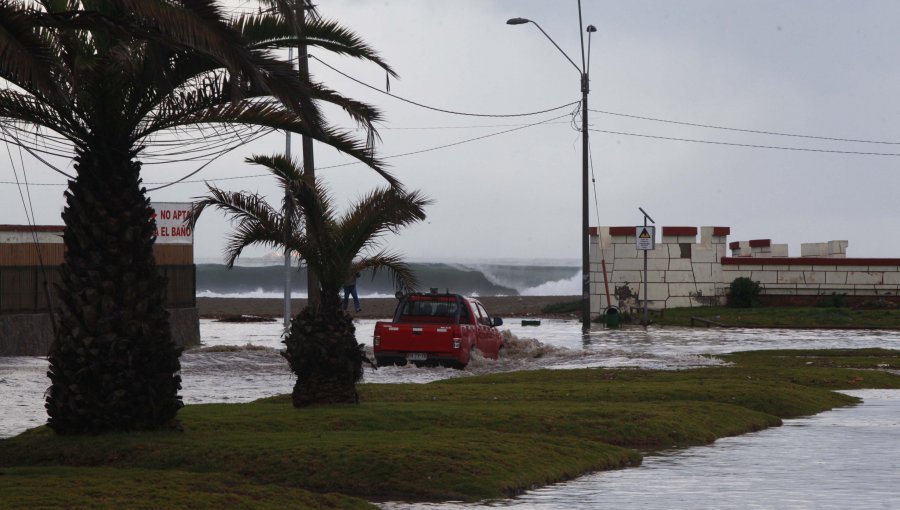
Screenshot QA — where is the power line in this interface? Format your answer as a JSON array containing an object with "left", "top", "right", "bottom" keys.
[
  {"left": 590, "top": 128, "right": 900, "bottom": 156},
  {"left": 145, "top": 124, "right": 272, "bottom": 191},
  {"left": 3, "top": 112, "right": 569, "bottom": 188},
  {"left": 310, "top": 54, "right": 581, "bottom": 118},
  {"left": 364, "top": 121, "right": 572, "bottom": 131},
  {"left": 591, "top": 109, "right": 900, "bottom": 146},
  {"left": 0, "top": 123, "right": 74, "bottom": 179},
  {"left": 146, "top": 112, "right": 571, "bottom": 185}
]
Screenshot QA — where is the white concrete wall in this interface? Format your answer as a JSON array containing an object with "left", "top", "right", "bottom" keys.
[
  {"left": 590, "top": 227, "right": 727, "bottom": 315},
  {"left": 720, "top": 261, "right": 900, "bottom": 297},
  {"left": 590, "top": 227, "right": 899, "bottom": 316}
]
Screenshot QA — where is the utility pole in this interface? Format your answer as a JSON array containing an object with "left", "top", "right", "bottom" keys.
[
  {"left": 283, "top": 44, "right": 294, "bottom": 333},
  {"left": 283, "top": 0, "right": 319, "bottom": 333},
  {"left": 580, "top": 66, "right": 590, "bottom": 332},
  {"left": 297, "top": 1, "right": 319, "bottom": 308}
]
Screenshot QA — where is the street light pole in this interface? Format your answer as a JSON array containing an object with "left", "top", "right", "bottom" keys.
[{"left": 507, "top": 15, "right": 596, "bottom": 331}]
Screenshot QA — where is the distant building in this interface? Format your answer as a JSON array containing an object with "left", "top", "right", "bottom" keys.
[
  {"left": 0, "top": 203, "right": 199, "bottom": 355},
  {"left": 589, "top": 226, "right": 900, "bottom": 315}
]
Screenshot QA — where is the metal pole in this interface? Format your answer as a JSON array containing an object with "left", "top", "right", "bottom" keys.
[
  {"left": 638, "top": 207, "right": 654, "bottom": 328},
  {"left": 297, "top": 2, "right": 319, "bottom": 308},
  {"left": 581, "top": 73, "right": 590, "bottom": 331},
  {"left": 283, "top": 46, "right": 293, "bottom": 334},
  {"left": 643, "top": 214, "right": 648, "bottom": 328}
]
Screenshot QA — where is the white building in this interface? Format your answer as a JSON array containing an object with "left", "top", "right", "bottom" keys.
[{"left": 589, "top": 226, "right": 900, "bottom": 315}]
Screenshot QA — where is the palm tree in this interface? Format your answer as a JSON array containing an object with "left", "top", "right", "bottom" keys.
[
  {"left": 189, "top": 154, "right": 430, "bottom": 406},
  {"left": 0, "top": 1, "right": 395, "bottom": 433}
]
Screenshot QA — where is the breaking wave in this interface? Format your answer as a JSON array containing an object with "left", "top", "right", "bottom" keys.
[{"left": 196, "top": 261, "right": 581, "bottom": 298}]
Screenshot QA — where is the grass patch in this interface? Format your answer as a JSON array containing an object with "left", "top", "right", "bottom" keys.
[
  {"left": 657, "top": 306, "right": 900, "bottom": 329},
  {"left": 1, "top": 349, "right": 898, "bottom": 507}
]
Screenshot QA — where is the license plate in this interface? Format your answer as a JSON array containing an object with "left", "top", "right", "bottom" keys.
[{"left": 406, "top": 353, "right": 427, "bottom": 361}]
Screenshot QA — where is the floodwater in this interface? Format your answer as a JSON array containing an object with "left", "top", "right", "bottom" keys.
[
  {"left": 380, "top": 389, "right": 900, "bottom": 510},
  {"left": 1, "top": 319, "right": 899, "bottom": 508}
]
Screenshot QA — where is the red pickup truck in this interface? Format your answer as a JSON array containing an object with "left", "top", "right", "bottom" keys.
[{"left": 373, "top": 292, "right": 505, "bottom": 368}]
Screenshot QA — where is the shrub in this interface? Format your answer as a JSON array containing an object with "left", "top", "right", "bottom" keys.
[
  {"left": 856, "top": 298, "right": 898, "bottom": 310},
  {"left": 816, "top": 292, "right": 848, "bottom": 308},
  {"left": 728, "top": 277, "right": 761, "bottom": 308}
]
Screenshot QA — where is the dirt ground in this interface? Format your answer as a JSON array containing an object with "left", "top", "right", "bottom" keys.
[{"left": 197, "top": 295, "right": 580, "bottom": 320}]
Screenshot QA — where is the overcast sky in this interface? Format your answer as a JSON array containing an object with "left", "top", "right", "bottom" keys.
[{"left": 3, "top": 0, "right": 900, "bottom": 263}]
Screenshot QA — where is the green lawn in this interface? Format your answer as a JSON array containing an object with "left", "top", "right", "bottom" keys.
[
  {"left": 1, "top": 349, "right": 899, "bottom": 508},
  {"left": 655, "top": 306, "right": 900, "bottom": 329}
]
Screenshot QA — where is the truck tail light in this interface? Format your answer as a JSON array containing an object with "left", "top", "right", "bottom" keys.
[
  {"left": 373, "top": 335, "right": 380, "bottom": 347},
  {"left": 452, "top": 337, "right": 461, "bottom": 349}
]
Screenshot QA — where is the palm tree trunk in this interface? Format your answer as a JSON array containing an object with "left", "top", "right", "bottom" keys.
[
  {"left": 46, "top": 146, "right": 183, "bottom": 434},
  {"left": 284, "top": 304, "right": 363, "bottom": 407}
]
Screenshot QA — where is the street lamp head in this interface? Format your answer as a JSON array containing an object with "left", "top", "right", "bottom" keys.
[
  {"left": 586, "top": 25, "right": 597, "bottom": 33},
  {"left": 506, "top": 17, "right": 531, "bottom": 25}
]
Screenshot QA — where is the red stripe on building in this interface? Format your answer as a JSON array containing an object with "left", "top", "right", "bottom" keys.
[
  {"left": 662, "top": 226, "right": 697, "bottom": 236},
  {"left": 712, "top": 227, "right": 730, "bottom": 236},
  {"left": 721, "top": 257, "right": 900, "bottom": 266},
  {"left": 609, "top": 226, "right": 635, "bottom": 236},
  {"left": 748, "top": 239, "right": 771, "bottom": 248}
]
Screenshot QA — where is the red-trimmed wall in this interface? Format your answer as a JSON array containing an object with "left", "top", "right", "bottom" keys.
[{"left": 722, "top": 257, "right": 900, "bottom": 266}]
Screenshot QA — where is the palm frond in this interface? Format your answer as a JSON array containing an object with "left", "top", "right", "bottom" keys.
[
  {"left": 188, "top": 183, "right": 285, "bottom": 267},
  {"left": 256, "top": 0, "right": 317, "bottom": 29},
  {"left": 116, "top": 0, "right": 324, "bottom": 129},
  {"left": 356, "top": 251, "right": 420, "bottom": 294},
  {"left": 235, "top": 15, "right": 397, "bottom": 79},
  {"left": 0, "top": 89, "right": 81, "bottom": 142},
  {"left": 244, "top": 152, "right": 337, "bottom": 251},
  {"left": 166, "top": 100, "right": 397, "bottom": 186},
  {"left": 300, "top": 18, "right": 397, "bottom": 78},
  {"left": 337, "top": 187, "right": 431, "bottom": 257},
  {"left": 221, "top": 217, "right": 287, "bottom": 268},
  {"left": 0, "top": 1, "right": 63, "bottom": 99}
]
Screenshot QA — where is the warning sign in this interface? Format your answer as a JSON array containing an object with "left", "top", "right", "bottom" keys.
[
  {"left": 635, "top": 226, "right": 655, "bottom": 251},
  {"left": 151, "top": 202, "right": 193, "bottom": 245}
]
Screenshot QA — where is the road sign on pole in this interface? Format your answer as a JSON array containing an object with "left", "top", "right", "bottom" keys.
[{"left": 635, "top": 226, "right": 655, "bottom": 251}]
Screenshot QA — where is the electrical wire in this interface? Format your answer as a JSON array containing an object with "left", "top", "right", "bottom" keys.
[
  {"left": 10, "top": 114, "right": 900, "bottom": 189},
  {"left": 0, "top": 123, "right": 74, "bottom": 179},
  {"left": 142, "top": 112, "right": 571, "bottom": 186},
  {"left": 310, "top": 54, "right": 581, "bottom": 118},
  {"left": 590, "top": 109, "right": 900, "bottom": 145},
  {"left": 145, "top": 124, "right": 272, "bottom": 191},
  {"left": 589, "top": 128, "right": 900, "bottom": 156}
]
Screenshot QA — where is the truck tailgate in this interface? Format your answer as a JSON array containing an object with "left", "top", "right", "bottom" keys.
[{"left": 375, "top": 323, "right": 459, "bottom": 353}]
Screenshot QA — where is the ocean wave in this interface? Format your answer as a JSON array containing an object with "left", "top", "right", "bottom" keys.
[
  {"left": 197, "top": 288, "right": 397, "bottom": 299},
  {"left": 520, "top": 272, "right": 582, "bottom": 296},
  {"left": 196, "top": 262, "right": 580, "bottom": 298}
]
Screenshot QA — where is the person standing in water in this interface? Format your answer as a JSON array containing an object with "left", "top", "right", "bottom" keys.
[{"left": 342, "top": 271, "right": 362, "bottom": 312}]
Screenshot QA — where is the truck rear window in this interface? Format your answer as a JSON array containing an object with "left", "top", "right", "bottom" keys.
[{"left": 397, "top": 299, "right": 467, "bottom": 323}]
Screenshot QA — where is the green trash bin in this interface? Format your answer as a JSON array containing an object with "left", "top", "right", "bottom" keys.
[{"left": 604, "top": 306, "right": 620, "bottom": 328}]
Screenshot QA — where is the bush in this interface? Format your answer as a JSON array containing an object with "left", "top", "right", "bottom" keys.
[
  {"left": 816, "top": 292, "right": 848, "bottom": 308},
  {"left": 728, "top": 277, "right": 761, "bottom": 308},
  {"left": 856, "top": 298, "right": 898, "bottom": 310}
]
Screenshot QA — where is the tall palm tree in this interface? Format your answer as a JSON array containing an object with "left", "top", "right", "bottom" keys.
[
  {"left": 189, "top": 154, "right": 430, "bottom": 406},
  {"left": 0, "top": 0, "right": 395, "bottom": 433}
]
